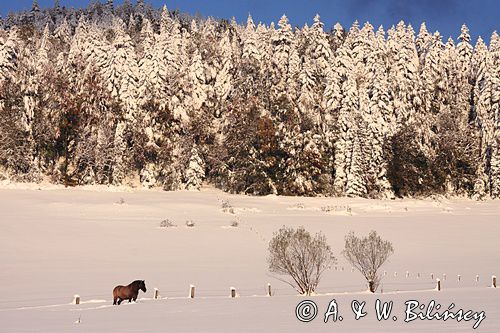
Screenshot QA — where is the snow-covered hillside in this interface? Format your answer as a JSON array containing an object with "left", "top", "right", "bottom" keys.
[
  {"left": 0, "top": 186, "right": 498, "bottom": 332},
  {"left": 1, "top": 1, "right": 499, "bottom": 199}
]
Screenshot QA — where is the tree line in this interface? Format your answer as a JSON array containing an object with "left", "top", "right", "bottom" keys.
[{"left": 0, "top": 1, "right": 498, "bottom": 199}]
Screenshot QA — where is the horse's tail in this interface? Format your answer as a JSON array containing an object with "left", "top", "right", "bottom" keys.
[
  {"left": 112, "top": 286, "right": 121, "bottom": 297},
  {"left": 112, "top": 286, "right": 121, "bottom": 305}
]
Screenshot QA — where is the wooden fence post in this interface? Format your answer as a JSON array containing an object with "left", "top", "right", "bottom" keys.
[
  {"left": 267, "top": 283, "right": 272, "bottom": 297},
  {"left": 153, "top": 288, "right": 160, "bottom": 300},
  {"left": 73, "top": 295, "right": 80, "bottom": 305},
  {"left": 431, "top": 273, "right": 434, "bottom": 280},
  {"left": 476, "top": 275, "right": 479, "bottom": 282},
  {"left": 436, "top": 279, "right": 441, "bottom": 291},
  {"left": 189, "top": 285, "right": 195, "bottom": 298},
  {"left": 458, "top": 274, "right": 461, "bottom": 282},
  {"left": 492, "top": 276, "right": 497, "bottom": 288},
  {"left": 230, "top": 287, "right": 236, "bottom": 298}
]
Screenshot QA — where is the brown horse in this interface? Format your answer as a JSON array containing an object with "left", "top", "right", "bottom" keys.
[{"left": 113, "top": 280, "right": 147, "bottom": 305}]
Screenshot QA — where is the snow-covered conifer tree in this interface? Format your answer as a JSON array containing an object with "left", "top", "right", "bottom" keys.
[
  {"left": 271, "top": 15, "right": 299, "bottom": 105},
  {"left": 298, "top": 15, "right": 332, "bottom": 126},
  {"left": 242, "top": 15, "right": 261, "bottom": 64},
  {"left": 213, "top": 28, "right": 233, "bottom": 117},
  {"left": 31, "top": 0, "right": 40, "bottom": 13},
  {"left": 184, "top": 147, "right": 205, "bottom": 190},
  {"left": 187, "top": 46, "right": 208, "bottom": 111},
  {"left": 457, "top": 24, "right": 473, "bottom": 79},
  {"left": 102, "top": 18, "right": 138, "bottom": 116},
  {"left": 387, "top": 21, "right": 420, "bottom": 126},
  {"left": 472, "top": 37, "right": 495, "bottom": 198},
  {"left": 0, "top": 28, "right": 20, "bottom": 82},
  {"left": 415, "top": 23, "right": 432, "bottom": 62}
]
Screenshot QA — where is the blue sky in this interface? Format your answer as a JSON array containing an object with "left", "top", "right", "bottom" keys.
[{"left": 2, "top": 1, "right": 498, "bottom": 43}]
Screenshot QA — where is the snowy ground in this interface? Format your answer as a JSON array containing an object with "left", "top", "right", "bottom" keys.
[{"left": 0, "top": 184, "right": 499, "bottom": 332}]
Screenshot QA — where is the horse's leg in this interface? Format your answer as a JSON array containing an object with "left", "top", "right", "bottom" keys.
[
  {"left": 113, "top": 297, "right": 117, "bottom": 305},
  {"left": 117, "top": 298, "right": 123, "bottom": 305}
]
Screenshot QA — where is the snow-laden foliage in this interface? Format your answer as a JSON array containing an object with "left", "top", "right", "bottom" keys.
[{"left": 0, "top": 1, "right": 498, "bottom": 198}]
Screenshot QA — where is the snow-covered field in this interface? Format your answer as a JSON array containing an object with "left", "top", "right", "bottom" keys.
[{"left": 0, "top": 185, "right": 499, "bottom": 332}]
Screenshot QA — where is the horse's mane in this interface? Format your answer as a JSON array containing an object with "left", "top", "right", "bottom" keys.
[{"left": 130, "top": 280, "right": 145, "bottom": 288}]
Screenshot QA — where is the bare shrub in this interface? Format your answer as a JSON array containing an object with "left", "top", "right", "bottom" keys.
[
  {"left": 320, "top": 205, "right": 333, "bottom": 212},
  {"left": 342, "top": 230, "right": 394, "bottom": 293},
  {"left": 160, "top": 219, "right": 176, "bottom": 228},
  {"left": 230, "top": 219, "right": 239, "bottom": 227},
  {"left": 220, "top": 199, "right": 235, "bottom": 214},
  {"left": 185, "top": 220, "right": 195, "bottom": 228},
  {"left": 268, "top": 226, "right": 336, "bottom": 295},
  {"left": 292, "top": 203, "right": 305, "bottom": 209}
]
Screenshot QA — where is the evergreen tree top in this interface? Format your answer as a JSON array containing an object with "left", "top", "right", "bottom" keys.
[
  {"left": 376, "top": 25, "right": 385, "bottom": 36},
  {"left": 459, "top": 24, "right": 471, "bottom": 42},
  {"left": 349, "top": 20, "right": 360, "bottom": 35},
  {"left": 418, "top": 22, "right": 429, "bottom": 37},
  {"left": 246, "top": 14, "right": 255, "bottom": 30},
  {"left": 32, "top": 0, "right": 40, "bottom": 12},
  {"left": 313, "top": 14, "right": 322, "bottom": 27},
  {"left": 333, "top": 23, "right": 344, "bottom": 33},
  {"left": 278, "top": 15, "right": 290, "bottom": 30},
  {"left": 190, "top": 19, "right": 198, "bottom": 33},
  {"left": 446, "top": 37, "right": 455, "bottom": 47},
  {"left": 475, "top": 36, "right": 486, "bottom": 49}
]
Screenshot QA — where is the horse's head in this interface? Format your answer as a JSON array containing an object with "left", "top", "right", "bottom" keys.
[{"left": 139, "top": 280, "right": 147, "bottom": 293}]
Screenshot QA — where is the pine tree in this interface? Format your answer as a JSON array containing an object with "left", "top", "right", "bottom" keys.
[
  {"left": 387, "top": 21, "right": 420, "bottom": 127},
  {"left": 415, "top": 22, "right": 432, "bottom": 62},
  {"left": 332, "top": 54, "right": 357, "bottom": 194},
  {"left": 457, "top": 24, "right": 473, "bottom": 80},
  {"left": 417, "top": 32, "right": 448, "bottom": 163},
  {"left": 472, "top": 37, "right": 495, "bottom": 198},
  {"left": 102, "top": 18, "right": 138, "bottom": 117},
  {"left": 365, "top": 26, "right": 395, "bottom": 198},
  {"left": 489, "top": 32, "right": 500, "bottom": 198},
  {"left": 0, "top": 28, "right": 20, "bottom": 82},
  {"left": 156, "top": 9, "right": 187, "bottom": 123},
  {"left": 213, "top": 28, "right": 233, "bottom": 117},
  {"left": 298, "top": 15, "right": 332, "bottom": 127},
  {"left": 187, "top": 47, "right": 208, "bottom": 111},
  {"left": 137, "top": 19, "right": 157, "bottom": 106},
  {"left": 31, "top": 0, "right": 40, "bottom": 13},
  {"left": 330, "top": 23, "right": 345, "bottom": 51},
  {"left": 242, "top": 15, "right": 261, "bottom": 63},
  {"left": 54, "top": 18, "right": 71, "bottom": 46},
  {"left": 184, "top": 147, "right": 205, "bottom": 190},
  {"left": 271, "top": 15, "right": 299, "bottom": 104}
]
